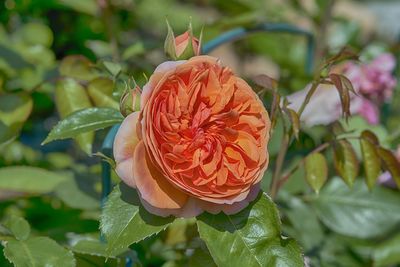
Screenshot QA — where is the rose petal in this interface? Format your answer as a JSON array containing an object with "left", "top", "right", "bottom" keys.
[
  {"left": 113, "top": 112, "right": 140, "bottom": 188},
  {"left": 198, "top": 183, "right": 261, "bottom": 214},
  {"left": 133, "top": 141, "right": 188, "bottom": 210},
  {"left": 141, "top": 61, "right": 186, "bottom": 108}
]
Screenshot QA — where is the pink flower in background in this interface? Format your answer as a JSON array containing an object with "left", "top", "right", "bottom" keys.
[
  {"left": 357, "top": 98, "right": 379, "bottom": 125},
  {"left": 344, "top": 53, "right": 396, "bottom": 102},
  {"left": 287, "top": 52, "right": 397, "bottom": 126}
]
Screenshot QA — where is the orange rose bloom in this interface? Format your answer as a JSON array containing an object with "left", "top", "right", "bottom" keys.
[{"left": 114, "top": 56, "right": 270, "bottom": 217}]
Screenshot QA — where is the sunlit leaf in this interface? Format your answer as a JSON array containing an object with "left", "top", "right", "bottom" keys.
[
  {"left": 71, "top": 239, "right": 125, "bottom": 257},
  {"left": 55, "top": 78, "right": 94, "bottom": 154},
  {"left": 4, "top": 237, "right": 75, "bottom": 267},
  {"left": 376, "top": 147, "right": 400, "bottom": 188},
  {"left": 304, "top": 152, "right": 328, "bottom": 193},
  {"left": 333, "top": 139, "right": 359, "bottom": 187},
  {"left": 197, "top": 193, "right": 303, "bottom": 267},
  {"left": 0, "top": 93, "right": 33, "bottom": 126},
  {"left": 87, "top": 78, "right": 119, "bottom": 109},
  {"left": 0, "top": 93, "right": 32, "bottom": 146},
  {"left": 360, "top": 131, "right": 381, "bottom": 190},
  {"left": 122, "top": 42, "right": 145, "bottom": 60},
  {"left": 4, "top": 216, "right": 30, "bottom": 241},
  {"left": 0, "top": 44, "right": 32, "bottom": 70},
  {"left": 361, "top": 129, "right": 379, "bottom": 145},
  {"left": 43, "top": 107, "right": 122, "bottom": 144},
  {"left": 59, "top": 56, "right": 98, "bottom": 81},
  {"left": 100, "top": 184, "right": 174, "bottom": 256},
  {"left": 374, "top": 233, "right": 400, "bottom": 267},
  {"left": 55, "top": 176, "right": 99, "bottom": 210},
  {"left": 85, "top": 40, "right": 112, "bottom": 58},
  {"left": 103, "top": 61, "right": 122, "bottom": 77},
  {"left": 0, "top": 166, "right": 68, "bottom": 194},
  {"left": 15, "top": 22, "right": 53, "bottom": 47},
  {"left": 313, "top": 178, "right": 400, "bottom": 239}
]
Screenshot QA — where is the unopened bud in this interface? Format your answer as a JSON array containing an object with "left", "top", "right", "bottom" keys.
[
  {"left": 164, "top": 20, "right": 202, "bottom": 60},
  {"left": 120, "top": 86, "right": 141, "bottom": 117}
]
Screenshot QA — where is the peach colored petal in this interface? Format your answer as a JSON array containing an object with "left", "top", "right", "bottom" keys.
[
  {"left": 141, "top": 61, "right": 186, "bottom": 108},
  {"left": 198, "top": 184, "right": 260, "bottom": 214},
  {"left": 133, "top": 141, "right": 188, "bottom": 210},
  {"left": 127, "top": 56, "right": 271, "bottom": 216},
  {"left": 140, "top": 195, "right": 203, "bottom": 218},
  {"left": 113, "top": 112, "right": 140, "bottom": 188}
]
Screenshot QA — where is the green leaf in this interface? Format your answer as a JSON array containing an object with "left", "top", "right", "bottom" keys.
[
  {"left": 376, "top": 147, "right": 400, "bottom": 188},
  {"left": 15, "top": 22, "right": 53, "bottom": 47},
  {"left": 43, "top": 107, "right": 122, "bottom": 145},
  {"left": 71, "top": 239, "right": 138, "bottom": 267},
  {"left": 100, "top": 183, "right": 174, "bottom": 256},
  {"left": 283, "top": 197, "right": 324, "bottom": 251},
  {"left": 87, "top": 78, "right": 119, "bottom": 109},
  {"left": 0, "top": 43, "right": 33, "bottom": 70},
  {"left": 58, "top": 0, "right": 98, "bottom": 16},
  {"left": 59, "top": 56, "right": 98, "bottom": 81},
  {"left": 122, "top": 42, "right": 145, "bottom": 60},
  {"left": 304, "top": 152, "right": 328, "bottom": 193},
  {"left": 4, "top": 216, "right": 30, "bottom": 241},
  {"left": 86, "top": 40, "right": 112, "bottom": 58},
  {"left": 313, "top": 178, "right": 400, "bottom": 239},
  {"left": 333, "top": 140, "right": 359, "bottom": 187},
  {"left": 74, "top": 253, "right": 128, "bottom": 267},
  {"left": 55, "top": 177, "right": 99, "bottom": 210},
  {"left": 71, "top": 239, "right": 125, "bottom": 257},
  {"left": 360, "top": 132, "right": 381, "bottom": 190},
  {"left": 103, "top": 61, "right": 122, "bottom": 77},
  {"left": 0, "top": 93, "right": 33, "bottom": 126},
  {"left": 0, "top": 93, "right": 32, "bottom": 147},
  {"left": 188, "top": 244, "right": 217, "bottom": 267},
  {"left": 0, "top": 122, "right": 22, "bottom": 148},
  {"left": 361, "top": 129, "right": 379, "bottom": 145},
  {"left": 197, "top": 193, "right": 304, "bottom": 267},
  {"left": 54, "top": 78, "right": 93, "bottom": 153},
  {"left": 285, "top": 108, "right": 300, "bottom": 140},
  {"left": 0, "top": 166, "right": 68, "bottom": 194},
  {"left": 4, "top": 237, "right": 75, "bottom": 267},
  {"left": 374, "top": 233, "right": 400, "bottom": 267}
]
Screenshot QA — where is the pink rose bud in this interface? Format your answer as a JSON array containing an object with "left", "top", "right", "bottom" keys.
[
  {"left": 164, "top": 21, "right": 202, "bottom": 60},
  {"left": 120, "top": 85, "right": 141, "bottom": 117}
]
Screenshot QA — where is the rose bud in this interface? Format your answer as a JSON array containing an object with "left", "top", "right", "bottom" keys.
[
  {"left": 119, "top": 85, "right": 141, "bottom": 117},
  {"left": 164, "top": 21, "right": 201, "bottom": 60},
  {"left": 114, "top": 56, "right": 271, "bottom": 217}
]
